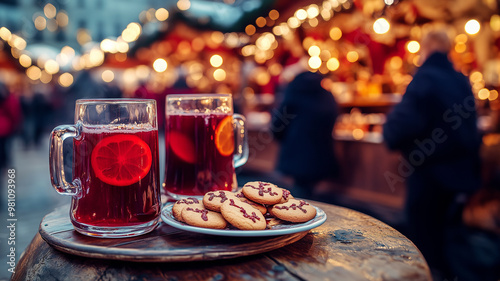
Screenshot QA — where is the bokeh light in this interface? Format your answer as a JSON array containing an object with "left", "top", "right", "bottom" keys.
[
  {"left": 465, "top": 19, "right": 480, "bottom": 35},
  {"left": 153, "top": 58, "right": 168, "bottom": 72},
  {"left": 373, "top": 18, "right": 390, "bottom": 34}
]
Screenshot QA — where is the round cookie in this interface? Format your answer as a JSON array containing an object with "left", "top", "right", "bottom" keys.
[
  {"left": 233, "top": 190, "right": 267, "bottom": 215},
  {"left": 271, "top": 199, "right": 317, "bottom": 223},
  {"left": 181, "top": 206, "right": 227, "bottom": 229},
  {"left": 203, "top": 190, "right": 238, "bottom": 212},
  {"left": 278, "top": 188, "right": 294, "bottom": 204},
  {"left": 242, "top": 181, "right": 283, "bottom": 205},
  {"left": 221, "top": 198, "right": 266, "bottom": 230},
  {"left": 172, "top": 198, "right": 204, "bottom": 222}
]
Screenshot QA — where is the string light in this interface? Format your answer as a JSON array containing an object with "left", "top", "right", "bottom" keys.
[
  {"left": 373, "top": 18, "right": 390, "bottom": 34},
  {"left": 465, "top": 19, "right": 480, "bottom": 35}
]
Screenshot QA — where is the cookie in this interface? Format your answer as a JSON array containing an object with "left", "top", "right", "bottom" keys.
[
  {"left": 279, "top": 188, "right": 294, "bottom": 203},
  {"left": 242, "top": 181, "right": 283, "bottom": 205},
  {"left": 203, "top": 190, "right": 238, "bottom": 212},
  {"left": 181, "top": 206, "right": 227, "bottom": 229},
  {"left": 233, "top": 190, "right": 267, "bottom": 215},
  {"left": 271, "top": 199, "right": 317, "bottom": 223},
  {"left": 221, "top": 198, "right": 266, "bottom": 230},
  {"left": 172, "top": 197, "right": 204, "bottom": 222}
]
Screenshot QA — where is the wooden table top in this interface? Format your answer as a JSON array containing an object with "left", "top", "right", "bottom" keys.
[{"left": 12, "top": 201, "right": 431, "bottom": 281}]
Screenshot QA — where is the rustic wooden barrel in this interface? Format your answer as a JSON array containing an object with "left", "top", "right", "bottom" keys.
[{"left": 12, "top": 201, "right": 431, "bottom": 281}]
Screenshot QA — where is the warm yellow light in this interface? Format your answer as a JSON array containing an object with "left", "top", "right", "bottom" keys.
[
  {"left": 373, "top": 18, "right": 390, "bottom": 34},
  {"left": 346, "top": 51, "right": 359, "bottom": 63},
  {"left": 307, "top": 5, "right": 319, "bottom": 18},
  {"left": 100, "top": 39, "right": 116, "bottom": 53},
  {"left": 89, "top": 49, "right": 104, "bottom": 67},
  {"left": 122, "top": 22, "right": 141, "bottom": 43},
  {"left": 34, "top": 16, "right": 47, "bottom": 30},
  {"left": 309, "top": 18, "right": 318, "bottom": 27},
  {"left": 353, "top": 129, "right": 364, "bottom": 140},
  {"left": 102, "top": 70, "right": 114, "bottom": 83},
  {"left": 390, "top": 56, "right": 403, "bottom": 69},
  {"left": 256, "top": 71, "right": 271, "bottom": 86},
  {"left": 136, "top": 65, "right": 150, "bottom": 80},
  {"left": 465, "top": 19, "right": 480, "bottom": 35},
  {"left": 155, "top": 8, "right": 169, "bottom": 21},
  {"left": 40, "top": 70, "right": 52, "bottom": 84},
  {"left": 478, "top": 88, "right": 489, "bottom": 100},
  {"left": 256, "top": 17, "right": 266, "bottom": 28},
  {"left": 407, "top": 41, "right": 420, "bottom": 53},
  {"left": 19, "top": 54, "right": 32, "bottom": 68},
  {"left": 77, "top": 29, "right": 92, "bottom": 45},
  {"left": 455, "top": 42, "right": 467, "bottom": 53},
  {"left": 470, "top": 71, "right": 483, "bottom": 83},
  {"left": 327, "top": 58, "right": 340, "bottom": 71},
  {"left": 11, "top": 36, "right": 26, "bottom": 50},
  {"left": 0, "top": 27, "right": 11, "bottom": 41},
  {"left": 455, "top": 34, "right": 468, "bottom": 44},
  {"left": 56, "top": 11, "right": 69, "bottom": 27},
  {"left": 44, "top": 59, "right": 59, "bottom": 74},
  {"left": 491, "top": 15, "right": 500, "bottom": 32},
  {"left": 489, "top": 90, "right": 499, "bottom": 101},
  {"left": 210, "top": 54, "right": 223, "bottom": 67},
  {"left": 26, "top": 66, "right": 42, "bottom": 80},
  {"left": 61, "top": 46, "right": 75, "bottom": 56},
  {"left": 213, "top": 69, "right": 226, "bottom": 81},
  {"left": 269, "top": 63, "right": 282, "bottom": 76},
  {"left": 58, "top": 72, "right": 73, "bottom": 87},
  {"left": 116, "top": 41, "right": 129, "bottom": 53},
  {"left": 211, "top": 31, "right": 224, "bottom": 44},
  {"left": 44, "top": 3, "right": 57, "bottom": 19},
  {"left": 153, "top": 58, "right": 167, "bottom": 72},
  {"left": 308, "top": 56, "right": 322, "bottom": 69},
  {"left": 177, "top": 0, "right": 191, "bottom": 11},
  {"left": 245, "top": 25, "right": 256, "bottom": 36},
  {"left": 287, "top": 17, "right": 300, "bottom": 29},
  {"left": 295, "top": 9, "right": 307, "bottom": 21},
  {"left": 308, "top": 46, "right": 321, "bottom": 57},
  {"left": 241, "top": 45, "right": 256, "bottom": 56},
  {"left": 269, "top": 9, "right": 279, "bottom": 20}
]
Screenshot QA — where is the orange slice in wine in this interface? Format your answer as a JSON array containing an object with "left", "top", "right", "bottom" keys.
[
  {"left": 215, "top": 116, "right": 234, "bottom": 156},
  {"left": 91, "top": 134, "right": 152, "bottom": 186}
]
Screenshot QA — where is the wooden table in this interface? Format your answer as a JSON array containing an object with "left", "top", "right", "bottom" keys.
[{"left": 12, "top": 201, "right": 431, "bottom": 281}]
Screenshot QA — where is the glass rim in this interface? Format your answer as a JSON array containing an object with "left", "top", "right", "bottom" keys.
[
  {"left": 76, "top": 98, "right": 156, "bottom": 104},
  {"left": 166, "top": 93, "right": 231, "bottom": 100}
]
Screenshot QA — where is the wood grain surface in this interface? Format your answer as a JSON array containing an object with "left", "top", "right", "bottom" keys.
[{"left": 12, "top": 201, "right": 432, "bottom": 281}]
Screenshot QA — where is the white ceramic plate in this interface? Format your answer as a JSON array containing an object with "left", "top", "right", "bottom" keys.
[{"left": 161, "top": 203, "right": 327, "bottom": 237}]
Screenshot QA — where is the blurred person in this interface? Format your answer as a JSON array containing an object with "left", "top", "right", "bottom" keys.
[
  {"left": 272, "top": 28, "right": 340, "bottom": 199},
  {"left": 0, "top": 82, "right": 22, "bottom": 170},
  {"left": 383, "top": 30, "right": 482, "bottom": 278}
]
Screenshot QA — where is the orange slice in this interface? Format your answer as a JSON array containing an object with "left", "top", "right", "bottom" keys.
[
  {"left": 91, "top": 134, "right": 152, "bottom": 186},
  {"left": 215, "top": 116, "right": 234, "bottom": 156},
  {"left": 168, "top": 131, "right": 196, "bottom": 164}
]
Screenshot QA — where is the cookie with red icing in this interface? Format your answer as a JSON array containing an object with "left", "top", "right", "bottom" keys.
[
  {"left": 181, "top": 206, "right": 227, "bottom": 229},
  {"left": 221, "top": 198, "right": 266, "bottom": 230},
  {"left": 172, "top": 197, "right": 204, "bottom": 222},
  {"left": 241, "top": 181, "right": 283, "bottom": 205},
  {"left": 278, "top": 188, "right": 294, "bottom": 204},
  {"left": 233, "top": 190, "right": 267, "bottom": 215},
  {"left": 271, "top": 199, "right": 317, "bottom": 223},
  {"left": 203, "top": 190, "right": 238, "bottom": 212}
]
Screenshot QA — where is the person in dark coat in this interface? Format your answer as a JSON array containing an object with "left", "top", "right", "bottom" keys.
[
  {"left": 272, "top": 70, "right": 339, "bottom": 199},
  {"left": 383, "top": 30, "right": 481, "bottom": 278}
]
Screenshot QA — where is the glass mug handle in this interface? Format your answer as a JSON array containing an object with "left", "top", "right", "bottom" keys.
[
  {"left": 233, "top": 114, "right": 248, "bottom": 168},
  {"left": 49, "top": 124, "right": 82, "bottom": 196}
]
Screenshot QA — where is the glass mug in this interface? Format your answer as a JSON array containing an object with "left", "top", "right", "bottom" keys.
[
  {"left": 50, "top": 99, "right": 161, "bottom": 238},
  {"left": 163, "top": 94, "right": 248, "bottom": 199}
]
